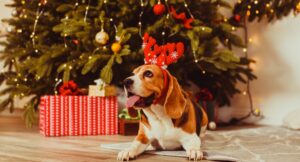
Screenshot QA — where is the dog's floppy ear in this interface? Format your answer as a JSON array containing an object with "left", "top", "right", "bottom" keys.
[
  {"left": 164, "top": 71, "right": 186, "bottom": 119},
  {"left": 127, "top": 107, "right": 139, "bottom": 118}
]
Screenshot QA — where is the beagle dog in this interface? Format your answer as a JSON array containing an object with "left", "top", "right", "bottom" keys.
[{"left": 117, "top": 64, "right": 208, "bottom": 161}]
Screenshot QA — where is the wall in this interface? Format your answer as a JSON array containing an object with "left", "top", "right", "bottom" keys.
[
  {"left": 0, "top": 0, "right": 14, "bottom": 115},
  {"left": 0, "top": 0, "right": 11, "bottom": 22}
]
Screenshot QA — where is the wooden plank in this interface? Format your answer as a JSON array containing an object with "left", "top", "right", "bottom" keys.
[{"left": 0, "top": 116, "right": 208, "bottom": 162}]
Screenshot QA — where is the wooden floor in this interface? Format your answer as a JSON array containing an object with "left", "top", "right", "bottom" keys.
[{"left": 0, "top": 116, "right": 211, "bottom": 162}]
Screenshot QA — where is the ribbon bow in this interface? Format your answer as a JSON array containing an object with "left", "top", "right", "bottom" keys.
[
  {"left": 170, "top": 6, "right": 194, "bottom": 29},
  {"left": 59, "top": 80, "right": 83, "bottom": 96}
]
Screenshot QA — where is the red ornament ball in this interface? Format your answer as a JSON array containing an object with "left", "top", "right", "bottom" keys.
[
  {"left": 234, "top": 14, "right": 241, "bottom": 22},
  {"left": 73, "top": 39, "right": 79, "bottom": 45},
  {"left": 153, "top": 4, "right": 165, "bottom": 15}
]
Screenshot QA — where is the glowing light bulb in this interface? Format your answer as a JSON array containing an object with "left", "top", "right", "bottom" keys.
[
  {"left": 253, "top": 108, "right": 261, "bottom": 116},
  {"left": 246, "top": 10, "right": 251, "bottom": 16},
  {"left": 248, "top": 38, "right": 253, "bottom": 43}
]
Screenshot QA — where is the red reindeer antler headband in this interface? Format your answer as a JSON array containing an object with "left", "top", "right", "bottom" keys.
[{"left": 143, "top": 33, "right": 184, "bottom": 69}]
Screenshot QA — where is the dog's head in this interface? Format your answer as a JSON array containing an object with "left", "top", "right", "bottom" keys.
[{"left": 124, "top": 64, "right": 186, "bottom": 119}]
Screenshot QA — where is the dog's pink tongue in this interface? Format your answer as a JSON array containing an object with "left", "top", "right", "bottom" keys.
[{"left": 126, "top": 95, "right": 140, "bottom": 108}]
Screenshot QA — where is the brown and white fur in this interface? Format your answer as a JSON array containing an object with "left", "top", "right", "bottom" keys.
[{"left": 118, "top": 64, "right": 208, "bottom": 161}]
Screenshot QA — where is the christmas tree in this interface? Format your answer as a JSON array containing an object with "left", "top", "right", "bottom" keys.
[
  {"left": 1, "top": 0, "right": 299, "bottom": 126},
  {"left": 233, "top": 0, "right": 300, "bottom": 22}
]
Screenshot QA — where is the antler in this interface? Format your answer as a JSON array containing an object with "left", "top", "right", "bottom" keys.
[{"left": 143, "top": 33, "right": 184, "bottom": 68}]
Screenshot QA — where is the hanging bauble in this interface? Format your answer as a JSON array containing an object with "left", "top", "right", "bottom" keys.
[
  {"left": 95, "top": 31, "right": 109, "bottom": 45},
  {"left": 111, "top": 42, "right": 122, "bottom": 53},
  {"left": 234, "top": 14, "right": 241, "bottom": 22},
  {"left": 153, "top": 3, "right": 165, "bottom": 15},
  {"left": 73, "top": 39, "right": 79, "bottom": 45}
]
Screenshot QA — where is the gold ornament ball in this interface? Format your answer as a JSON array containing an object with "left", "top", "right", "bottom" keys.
[
  {"left": 95, "top": 31, "right": 109, "bottom": 45},
  {"left": 111, "top": 42, "right": 121, "bottom": 53},
  {"left": 296, "top": 3, "right": 300, "bottom": 12}
]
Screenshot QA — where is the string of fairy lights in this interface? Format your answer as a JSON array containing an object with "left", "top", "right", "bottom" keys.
[
  {"left": 138, "top": 0, "right": 147, "bottom": 39},
  {"left": 234, "top": 0, "right": 272, "bottom": 120},
  {"left": 237, "top": 0, "right": 300, "bottom": 17},
  {"left": 31, "top": 1, "right": 47, "bottom": 51},
  {"left": 83, "top": 0, "right": 90, "bottom": 23},
  {"left": 239, "top": 19, "right": 261, "bottom": 121}
]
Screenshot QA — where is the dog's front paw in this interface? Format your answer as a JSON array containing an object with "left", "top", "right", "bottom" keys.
[
  {"left": 117, "top": 150, "right": 137, "bottom": 161},
  {"left": 186, "top": 149, "right": 203, "bottom": 161}
]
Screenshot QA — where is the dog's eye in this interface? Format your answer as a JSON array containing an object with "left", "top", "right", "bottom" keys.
[{"left": 143, "top": 70, "right": 153, "bottom": 78}]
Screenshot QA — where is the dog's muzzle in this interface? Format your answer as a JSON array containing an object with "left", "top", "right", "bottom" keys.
[{"left": 123, "top": 78, "right": 134, "bottom": 89}]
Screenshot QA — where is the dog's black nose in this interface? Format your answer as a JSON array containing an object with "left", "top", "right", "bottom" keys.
[{"left": 123, "top": 78, "right": 134, "bottom": 88}]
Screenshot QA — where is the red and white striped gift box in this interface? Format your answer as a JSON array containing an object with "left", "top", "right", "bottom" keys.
[{"left": 39, "top": 95, "right": 118, "bottom": 136}]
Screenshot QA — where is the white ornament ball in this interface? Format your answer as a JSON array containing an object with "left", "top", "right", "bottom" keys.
[
  {"left": 208, "top": 121, "right": 217, "bottom": 130},
  {"left": 95, "top": 31, "right": 109, "bottom": 45}
]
